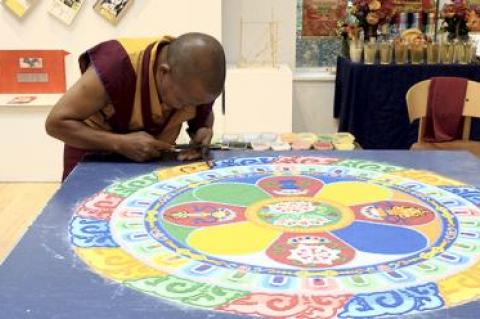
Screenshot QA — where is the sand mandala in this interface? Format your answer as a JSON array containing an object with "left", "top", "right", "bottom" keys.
[{"left": 69, "top": 156, "right": 480, "bottom": 318}]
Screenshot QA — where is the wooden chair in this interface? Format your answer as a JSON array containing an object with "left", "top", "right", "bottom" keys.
[{"left": 406, "top": 79, "right": 480, "bottom": 157}]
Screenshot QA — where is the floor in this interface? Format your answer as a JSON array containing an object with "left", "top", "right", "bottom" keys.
[{"left": 0, "top": 183, "right": 60, "bottom": 264}]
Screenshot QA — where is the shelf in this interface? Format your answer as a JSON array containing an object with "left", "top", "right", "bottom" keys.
[
  {"left": 293, "top": 68, "right": 336, "bottom": 82},
  {"left": 0, "top": 94, "right": 62, "bottom": 108}
]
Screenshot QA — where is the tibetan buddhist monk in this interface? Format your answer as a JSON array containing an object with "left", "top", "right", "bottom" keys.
[{"left": 46, "top": 33, "right": 226, "bottom": 180}]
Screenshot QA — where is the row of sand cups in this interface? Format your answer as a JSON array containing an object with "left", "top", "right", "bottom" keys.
[
  {"left": 219, "top": 132, "right": 356, "bottom": 151},
  {"left": 350, "top": 39, "right": 478, "bottom": 65}
]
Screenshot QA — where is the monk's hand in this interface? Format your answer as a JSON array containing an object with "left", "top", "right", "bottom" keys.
[
  {"left": 118, "top": 131, "right": 173, "bottom": 162},
  {"left": 177, "top": 127, "right": 213, "bottom": 161}
]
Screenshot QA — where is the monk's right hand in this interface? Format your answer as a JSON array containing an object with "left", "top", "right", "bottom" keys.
[{"left": 117, "top": 131, "right": 173, "bottom": 162}]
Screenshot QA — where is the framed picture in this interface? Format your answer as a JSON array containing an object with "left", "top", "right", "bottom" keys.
[
  {"left": 93, "top": 0, "right": 134, "bottom": 25},
  {"left": 302, "top": 0, "right": 347, "bottom": 37},
  {"left": 48, "top": 0, "right": 85, "bottom": 25},
  {"left": 1, "top": 0, "right": 37, "bottom": 18}
]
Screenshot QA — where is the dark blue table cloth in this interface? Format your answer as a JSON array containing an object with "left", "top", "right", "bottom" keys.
[
  {"left": 334, "top": 56, "right": 480, "bottom": 149},
  {"left": 1, "top": 150, "right": 479, "bottom": 319}
]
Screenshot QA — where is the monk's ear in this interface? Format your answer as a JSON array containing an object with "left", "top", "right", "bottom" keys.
[{"left": 158, "top": 63, "right": 171, "bottom": 75}]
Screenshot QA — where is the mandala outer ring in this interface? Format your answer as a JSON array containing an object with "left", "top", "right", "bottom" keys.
[{"left": 69, "top": 156, "right": 480, "bottom": 318}]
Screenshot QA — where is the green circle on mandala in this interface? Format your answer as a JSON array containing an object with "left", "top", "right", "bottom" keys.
[
  {"left": 257, "top": 201, "right": 342, "bottom": 229},
  {"left": 245, "top": 196, "right": 355, "bottom": 233}
]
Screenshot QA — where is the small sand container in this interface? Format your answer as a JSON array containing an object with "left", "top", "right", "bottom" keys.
[
  {"left": 220, "top": 133, "right": 249, "bottom": 149},
  {"left": 333, "top": 132, "right": 355, "bottom": 144},
  {"left": 297, "top": 132, "right": 318, "bottom": 143},
  {"left": 271, "top": 142, "right": 291, "bottom": 151},
  {"left": 228, "top": 142, "right": 250, "bottom": 149},
  {"left": 251, "top": 141, "right": 271, "bottom": 151},
  {"left": 333, "top": 142, "right": 355, "bottom": 150},
  {"left": 241, "top": 132, "right": 261, "bottom": 143},
  {"left": 317, "top": 134, "right": 335, "bottom": 143},
  {"left": 259, "top": 132, "right": 278, "bottom": 143},
  {"left": 313, "top": 141, "right": 334, "bottom": 150},
  {"left": 291, "top": 140, "right": 312, "bottom": 150},
  {"left": 221, "top": 133, "right": 241, "bottom": 143},
  {"left": 279, "top": 132, "right": 298, "bottom": 144}
]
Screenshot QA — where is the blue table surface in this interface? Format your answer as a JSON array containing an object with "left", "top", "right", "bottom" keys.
[{"left": 1, "top": 150, "right": 479, "bottom": 319}]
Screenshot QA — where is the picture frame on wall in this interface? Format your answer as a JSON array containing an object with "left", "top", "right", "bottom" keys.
[
  {"left": 48, "top": 0, "right": 85, "bottom": 25},
  {"left": 93, "top": 0, "right": 134, "bottom": 25},
  {"left": 302, "top": 0, "right": 347, "bottom": 37},
  {"left": 1, "top": 0, "right": 38, "bottom": 18}
]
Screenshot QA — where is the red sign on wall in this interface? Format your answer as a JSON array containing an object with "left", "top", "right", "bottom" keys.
[{"left": 0, "top": 50, "right": 69, "bottom": 93}]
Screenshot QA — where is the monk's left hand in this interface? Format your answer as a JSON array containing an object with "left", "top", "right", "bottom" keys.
[{"left": 177, "top": 127, "right": 213, "bottom": 161}]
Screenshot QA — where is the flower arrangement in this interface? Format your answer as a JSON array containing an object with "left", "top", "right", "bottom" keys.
[
  {"left": 467, "top": 7, "right": 480, "bottom": 32},
  {"left": 337, "top": 22, "right": 360, "bottom": 40},
  {"left": 351, "top": 0, "right": 396, "bottom": 39},
  {"left": 440, "top": 0, "right": 478, "bottom": 40}
]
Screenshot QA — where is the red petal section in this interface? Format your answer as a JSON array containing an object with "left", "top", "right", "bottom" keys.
[
  {"left": 351, "top": 201, "right": 436, "bottom": 226},
  {"left": 266, "top": 233, "right": 355, "bottom": 268},
  {"left": 258, "top": 176, "right": 324, "bottom": 197}
]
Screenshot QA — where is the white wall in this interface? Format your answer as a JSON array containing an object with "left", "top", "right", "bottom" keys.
[
  {"left": 0, "top": 0, "right": 222, "bottom": 182},
  {"left": 222, "top": 0, "right": 337, "bottom": 134},
  {"left": 1, "top": 0, "right": 222, "bottom": 87},
  {"left": 293, "top": 74, "right": 338, "bottom": 133},
  {"left": 222, "top": 0, "right": 297, "bottom": 68},
  {"left": 1, "top": 0, "right": 340, "bottom": 181},
  {"left": 0, "top": 98, "right": 63, "bottom": 182},
  {"left": 225, "top": 65, "right": 293, "bottom": 133}
]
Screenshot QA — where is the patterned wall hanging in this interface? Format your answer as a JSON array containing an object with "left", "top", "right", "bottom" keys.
[{"left": 302, "top": 0, "right": 347, "bottom": 37}]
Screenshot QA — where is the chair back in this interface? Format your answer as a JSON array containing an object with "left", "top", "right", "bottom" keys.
[{"left": 406, "top": 79, "right": 480, "bottom": 143}]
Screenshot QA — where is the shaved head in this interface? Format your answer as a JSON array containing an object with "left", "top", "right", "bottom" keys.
[{"left": 166, "top": 33, "right": 226, "bottom": 97}]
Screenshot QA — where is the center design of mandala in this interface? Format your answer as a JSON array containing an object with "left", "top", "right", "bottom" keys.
[{"left": 246, "top": 197, "right": 355, "bottom": 233}]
